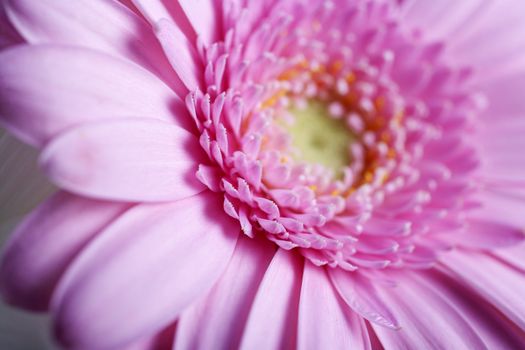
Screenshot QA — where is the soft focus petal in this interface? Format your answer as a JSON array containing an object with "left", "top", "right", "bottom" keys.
[
  {"left": 40, "top": 118, "right": 205, "bottom": 202},
  {"left": 441, "top": 250, "right": 525, "bottom": 330},
  {"left": 174, "top": 235, "right": 275, "bottom": 350},
  {"left": 239, "top": 250, "right": 302, "bottom": 350},
  {"left": 178, "top": 0, "right": 220, "bottom": 45},
  {"left": 155, "top": 18, "right": 203, "bottom": 91},
  {"left": 399, "top": 0, "right": 486, "bottom": 40},
  {"left": 298, "top": 262, "right": 371, "bottom": 350},
  {"left": 451, "top": 219, "right": 525, "bottom": 249},
  {"left": 477, "top": 117, "right": 525, "bottom": 183},
  {"left": 0, "top": 1, "right": 22, "bottom": 49},
  {"left": 51, "top": 191, "right": 239, "bottom": 350},
  {"left": 0, "top": 192, "right": 128, "bottom": 311},
  {"left": 329, "top": 269, "right": 399, "bottom": 329},
  {"left": 130, "top": 0, "right": 195, "bottom": 40},
  {"left": 494, "top": 242, "right": 525, "bottom": 272},
  {"left": 0, "top": 45, "right": 188, "bottom": 146},
  {"left": 6, "top": 1, "right": 148, "bottom": 71},
  {"left": 416, "top": 270, "right": 525, "bottom": 349},
  {"left": 372, "top": 272, "right": 486, "bottom": 349}
]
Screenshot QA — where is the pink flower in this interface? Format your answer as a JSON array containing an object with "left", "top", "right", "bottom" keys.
[{"left": 1, "top": 0, "right": 525, "bottom": 349}]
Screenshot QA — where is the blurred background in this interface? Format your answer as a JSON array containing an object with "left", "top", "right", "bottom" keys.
[{"left": 1, "top": 129, "right": 58, "bottom": 349}]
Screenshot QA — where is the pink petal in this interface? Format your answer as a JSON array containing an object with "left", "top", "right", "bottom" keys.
[
  {"left": 0, "top": 191, "right": 128, "bottom": 311},
  {"left": 130, "top": 0, "right": 195, "bottom": 40},
  {"left": 0, "top": 2, "right": 22, "bottom": 49},
  {"left": 40, "top": 118, "right": 205, "bottom": 202},
  {"left": 298, "top": 262, "right": 371, "bottom": 350},
  {"left": 477, "top": 118, "right": 525, "bottom": 183},
  {"left": 5, "top": 0, "right": 180, "bottom": 88},
  {"left": 178, "top": 0, "right": 220, "bottom": 45},
  {"left": 155, "top": 18, "right": 203, "bottom": 91},
  {"left": 414, "top": 270, "right": 525, "bottom": 349},
  {"left": 451, "top": 219, "right": 525, "bottom": 249},
  {"left": 400, "top": 0, "right": 486, "bottom": 41},
  {"left": 448, "top": 1, "right": 525, "bottom": 74},
  {"left": 493, "top": 242, "right": 525, "bottom": 272},
  {"left": 478, "top": 70, "right": 525, "bottom": 122},
  {"left": 174, "top": 235, "right": 276, "bottom": 350},
  {"left": 51, "top": 191, "right": 239, "bottom": 350},
  {"left": 440, "top": 250, "right": 525, "bottom": 330},
  {"left": 0, "top": 45, "right": 186, "bottom": 147},
  {"left": 122, "top": 323, "right": 176, "bottom": 350},
  {"left": 371, "top": 271, "right": 486, "bottom": 349},
  {"left": 239, "top": 250, "right": 303, "bottom": 350},
  {"left": 329, "top": 269, "right": 400, "bottom": 330}
]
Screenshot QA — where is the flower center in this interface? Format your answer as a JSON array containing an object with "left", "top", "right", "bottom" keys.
[
  {"left": 188, "top": 0, "right": 483, "bottom": 272},
  {"left": 284, "top": 100, "right": 354, "bottom": 177}
]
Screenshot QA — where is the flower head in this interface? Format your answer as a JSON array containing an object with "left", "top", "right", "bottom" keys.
[{"left": 1, "top": 0, "right": 525, "bottom": 349}]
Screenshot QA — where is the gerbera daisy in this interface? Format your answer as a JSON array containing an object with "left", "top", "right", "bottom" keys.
[{"left": 1, "top": 0, "right": 525, "bottom": 349}]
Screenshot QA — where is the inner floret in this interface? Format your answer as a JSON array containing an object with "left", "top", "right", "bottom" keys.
[
  {"left": 283, "top": 100, "right": 354, "bottom": 177},
  {"left": 188, "top": 1, "right": 483, "bottom": 272}
]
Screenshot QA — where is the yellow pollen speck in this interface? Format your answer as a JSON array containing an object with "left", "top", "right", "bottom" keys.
[
  {"left": 331, "top": 190, "right": 341, "bottom": 196},
  {"left": 279, "top": 69, "right": 299, "bottom": 81},
  {"left": 330, "top": 60, "right": 344, "bottom": 73},
  {"left": 261, "top": 90, "right": 287, "bottom": 109},
  {"left": 346, "top": 72, "right": 356, "bottom": 84},
  {"left": 298, "top": 59, "right": 309, "bottom": 69},
  {"left": 388, "top": 149, "right": 397, "bottom": 159},
  {"left": 375, "top": 96, "right": 385, "bottom": 111},
  {"left": 381, "top": 131, "right": 391, "bottom": 143},
  {"left": 344, "top": 188, "right": 355, "bottom": 197},
  {"left": 309, "top": 185, "right": 318, "bottom": 192},
  {"left": 364, "top": 171, "right": 374, "bottom": 183}
]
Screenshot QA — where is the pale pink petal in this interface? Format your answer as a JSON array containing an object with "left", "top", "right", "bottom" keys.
[
  {"left": 178, "top": 0, "right": 220, "bottom": 45},
  {"left": 51, "top": 191, "right": 239, "bottom": 349},
  {"left": 477, "top": 117, "right": 525, "bottom": 183},
  {"left": 329, "top": 269, "right": 399, "bottom": 329},
  {"left": 298, "top": 262, "right": 371, "bottom": 350},
  {"left": 0, "top": 45, "right": 187, "bottom": 147},
  {"left": 130, "top": 0, "right": 195, "bottom": 40},
  {"left": 40, "top": 118, "right": 205, "bottom": 202},
  {"left": 449, "top": 219, "right": 525, "bottom": 249},
  {"left": 401, "top": 1, "right": 525, "bottom": 76},
  {"left": 239, "top": 250, "right": 303, "bottom": 350},
  {"left": 400, "top": 0, "right": 486, "bottom": 40},
  {"left": 478, "top": 70, "right": 525, "bottom": 121},
  {"left": 493, "top": 242, "right": 525, "bottom": 272},
  {"left": 372, "top": 271, "right": 486, "bottom": 349},
  {"left": 415, "top": 270, "right": 525, "bottom": 349},
  {"left": 174, "top": 235, "right": 276, "bottom": 350},
  {"left": 155, "top": 18, "right": 203, "bottom": 91},
  {"left": 5, "top": 0, "right": 186, "bottom": 97},
  {"left": 469, "top": 190, "right": 525, "bottom": 229},
  {"left": 440, "top": 250, "right": 525, "bottom": 329},
  {"left": 0, "top": 191, "right": 128, "bottom": 311},
  {"left": 448, "top": 1, "right": 525, "bottom": 74}
]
